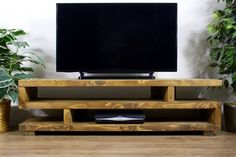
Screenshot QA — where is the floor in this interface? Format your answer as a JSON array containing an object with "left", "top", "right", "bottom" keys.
[{"left": 0, "top": 131, "right": 236, "bottom": 157}]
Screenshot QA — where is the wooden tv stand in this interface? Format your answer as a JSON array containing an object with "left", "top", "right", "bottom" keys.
[{"left": 18, "top": 79, "right": 222, "bottom": 135}]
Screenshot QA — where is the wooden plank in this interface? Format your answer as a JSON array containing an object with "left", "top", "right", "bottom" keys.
[
  {"left": 164, "top": 87, "right": 175, "bottom": 102},
  {"left": 19, "top": 118, "right": 68, "bottom": 131},
  {"left": 202, "top": 108, "right": 221, "bottom": 130},
  {"left": 214, "top": 108, "right": 222, "bottom": 127},
  {"left": 21, "top": 100, "right": 221, "bottom": 109},
  {"left": 70, "top": 122, "right": 215, "bottom": 132},
  {"left": 18, "top": 87, "right": 30, "bottom": 107},
  {"left": 18, "top": 118, "right": 215, "bottom": 132},
  {"left": 19, "top": 118, "right": 215, "bottom": 132},
  {"left": 18, "top": 79, "right": 223, "bottom": 87},
  {"left": 208, "top": 108, "right": 221, "bottom": 128},
  {"left": 63, "top": 109, "right": 72, "bottom": 125},
  {"left": 18, "top": 87, "right": 30, "bottom": 102},
  {"left": 18, "top": 87, "right": 37, "bottom": 108}
]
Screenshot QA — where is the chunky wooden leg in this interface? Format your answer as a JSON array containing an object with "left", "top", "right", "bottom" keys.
[
  {"left": 151, "top": 87, "right": 175, "bottom": 102},
  {"left": 203, "top": 131, "right": 216, "bottom": 136},
  {"left": 64, "top": 109, "right": 72, "bottom": 130},
  {"left": 24, "top": 131, "right": 35, "bottom": 136}
]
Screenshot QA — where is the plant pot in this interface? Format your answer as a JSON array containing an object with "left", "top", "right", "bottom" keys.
[
  {"left": 224, "top": 103, "right": 236, "bottom": 133},
  {"left": 0, "top": 99, "right": 11, "bottom": 133}
]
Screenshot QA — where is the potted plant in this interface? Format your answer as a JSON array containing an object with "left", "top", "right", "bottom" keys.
[
  {"left": 207, "top": 0, "right": 236, "bottom": 132},
  {"left": 0, "top": 28, "right": 45, "bottom": 133}
]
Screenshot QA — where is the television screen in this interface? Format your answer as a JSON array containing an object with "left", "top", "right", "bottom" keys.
[{"left": 56, "top": 3, "right": 177, "bottom": 73}]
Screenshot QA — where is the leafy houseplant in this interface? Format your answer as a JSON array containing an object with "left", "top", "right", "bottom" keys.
[
  {"left": 207, "top": 0, "right": 236, "bottom": 89},
  {"left": 0, "top": 28, "right": 45, "bottom": 133},
  {"left": 207, "top": 0, "right": 236, "bottom": 132}
]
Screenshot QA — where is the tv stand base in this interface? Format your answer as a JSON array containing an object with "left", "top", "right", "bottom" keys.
[
  {"left": 18, "top": 79, "right": 222, "bottom": 135},
  {"left": 79, "top": 72, "right": 155, "bottom": 79}
]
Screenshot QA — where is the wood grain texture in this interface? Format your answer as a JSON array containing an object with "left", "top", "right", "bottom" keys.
[
  {"left": 18, "top": 87, "right": 37, "bottom": 106},
  {"left": 18, "top": 79, "right": 222, "bottom": 134},
  {"left": 0, "top": 100, "right": 11, "bottom": 133},
  {"left": 164, "top": 87, "right": 175, "bottom": 102},
  {"left": 19, "top": 118, "right": 216, "bottom": 132},
  {"left": 19, "top": 100, "right": 221, "bottom": 109},
  {"left": 18, "top": 79, "right": 223, "bottom": 87},
  {"left": 202, "top": 108, "right": 222, "bottom": 130},
  {"left": 19, "top": 118, "right": 68, "bottom": 131},
  {"left": 1, "top": 131, "right": 236, "bottom": 157},
  {"left": 70, "top": 122, "right": 216, "bottom": 132},
  {"left": 63, "top": 109, "right": 72, "bottom": 125},
  {"left": 214, "top": 109, "right": 222, "bottom": 126},
  {"left": 208, "top": 108, "right": 222, "bottom": 129},
  {"left": 18, "top": 87, "right": 30, "bottom": 103}
]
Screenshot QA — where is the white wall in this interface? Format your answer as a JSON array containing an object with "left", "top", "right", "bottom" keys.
[{"left": 1, "top": 0, "right": 232, "bottom": 126}]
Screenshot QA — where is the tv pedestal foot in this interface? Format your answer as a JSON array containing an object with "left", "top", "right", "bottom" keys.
[{"left": 78, "top": 72, "right": 155, "bottom": 79}]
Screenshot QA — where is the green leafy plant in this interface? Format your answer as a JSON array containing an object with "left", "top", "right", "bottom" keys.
[
  {"left": 0, "top": 28, "right": 45, "bottom": 102},
  {"left": 208, "top": 0, "right": 236, "bottom": 92}
]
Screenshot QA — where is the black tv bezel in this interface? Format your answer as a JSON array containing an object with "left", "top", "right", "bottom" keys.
[{"left": 56, "top": 3, "right": 178, "bottom": 73}]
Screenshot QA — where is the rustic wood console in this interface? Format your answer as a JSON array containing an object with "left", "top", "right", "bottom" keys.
[{"left": 18, "top": 79, "right": 222, "bottom": 135}]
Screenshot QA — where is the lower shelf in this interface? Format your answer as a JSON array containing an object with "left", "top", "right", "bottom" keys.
[{"left": 19, "top": 118, "right": 217, "bottom": 132}]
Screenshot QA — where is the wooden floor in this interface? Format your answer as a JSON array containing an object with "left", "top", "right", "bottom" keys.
[{"left": 0, "top": 131, "right": 236, "bottom": 157}]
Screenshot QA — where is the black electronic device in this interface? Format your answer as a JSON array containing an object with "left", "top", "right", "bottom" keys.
[
  {"left": 95, "top": 111, "right": 145, "bottom": 124},
  {"left": 56, "top": 3, "right": 178, "bottom": 75}
]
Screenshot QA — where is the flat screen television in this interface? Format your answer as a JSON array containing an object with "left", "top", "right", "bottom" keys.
[{"left": 56, "top": 3, "right": 177, "bottom": 74}]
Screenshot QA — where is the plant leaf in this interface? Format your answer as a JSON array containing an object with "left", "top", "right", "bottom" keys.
[
  {"left": 17, "top": 67, "right": 34, "bottom": 72},
  {"left": 0, "top": 45, "right": 8, "bottom": 49},
  {"left": 209, "top": 63, "right": 219, "bottom": 67},
  {"left": 23, "top": 52, "right": 46, "bottom": 68},
  {"left": 232, "top": 73, "right": 236, "bottom": 82},
  {"left": 13, "top": 73, "right": 33, "bottom": 80},
  {"left": 0, "top": 87, "right": 8, "bottom": 100},
  {"left": 226, "top": 25, "right": 234, "bottom": 30},
  {"left": 0, "top": 67, "right": 8, "bottom": 76},
  {"left": 207, "top": 24, "right": 216, "bottom": 35},
  {"left": 232, "top": 32, "right": 236, "bottom": 38},
  {"left": 13, "top": 41, "right": 29, "bottom": 48},
  {"left": 0, "top": 68, "right": 13, "bottom": 88},
  {"left": 11, "top": 29, "right": 26, "bottom": 36},
  {"left": 0, "top": 75, "right": 12, "bottom": 82},
  {"left": 210, "top": 48, "right": 220, "bottom": 61},
  {"left": 0, "top": 79, "right": 13, "bottom": 89},
  {"left": 6, "top": 90, "right": 18, "bottom": 102},
  {"left": 213, "top": 12, "right": 220, "bottom": 19}
]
